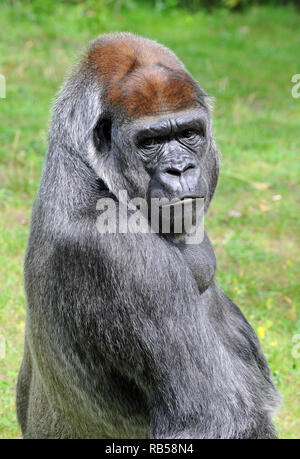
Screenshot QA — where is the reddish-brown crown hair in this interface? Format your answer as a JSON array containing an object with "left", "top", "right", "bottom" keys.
[{"left": 87, "top": 33, "right": 202, "bottom": 117}]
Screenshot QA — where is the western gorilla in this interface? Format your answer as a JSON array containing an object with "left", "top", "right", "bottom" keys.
[{"left": 17, "top": 32, "right": 280, "bottom": 439}]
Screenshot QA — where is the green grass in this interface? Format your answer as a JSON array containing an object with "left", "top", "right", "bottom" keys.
[{"left": 0, "top": 1, "right": 300, "bottom": 439}]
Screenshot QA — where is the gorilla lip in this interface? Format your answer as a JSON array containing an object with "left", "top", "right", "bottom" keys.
[{"left": 159, "top": 196, "right": 203, "bottom": 207}]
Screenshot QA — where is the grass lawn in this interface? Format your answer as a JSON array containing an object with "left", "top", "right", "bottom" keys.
[{"left": 0, "top": 2, "right": 299, "bottom": 439}]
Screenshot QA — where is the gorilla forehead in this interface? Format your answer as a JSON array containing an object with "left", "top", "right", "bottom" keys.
[{"left": 87, "top": 33, "right": 205, "bottom": 117}]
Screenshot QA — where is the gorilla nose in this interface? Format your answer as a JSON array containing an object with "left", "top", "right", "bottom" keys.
[
  {"left": 163, "top": 163, "right": 196, "bottom": 177},
  {"left": 157, "top": 160, "right": 201, "bottom": 194}
]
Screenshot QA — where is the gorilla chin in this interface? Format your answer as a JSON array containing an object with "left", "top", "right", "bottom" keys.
[{"left": 17, "top": 32, "right": 280, "bottom": 439}]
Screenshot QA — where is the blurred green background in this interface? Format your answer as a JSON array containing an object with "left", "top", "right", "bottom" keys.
[{"left": 0, "top": 0, "right": 300, "bottom": 439}]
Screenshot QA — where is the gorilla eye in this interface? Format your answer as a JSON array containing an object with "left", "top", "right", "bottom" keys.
[
  {"left": 140, "top": 138, "right": 161, "bottom": 148},
  {"left": 180, "top": 130, "right": 196, "bottom": 139}
]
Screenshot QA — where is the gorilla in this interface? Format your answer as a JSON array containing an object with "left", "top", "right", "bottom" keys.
[{"left": 17, "top": 33, "right": 280, "bottom": 439}]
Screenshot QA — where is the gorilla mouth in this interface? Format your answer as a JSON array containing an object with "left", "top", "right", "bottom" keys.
[
  {"left": 159, "top": 196, "right": 204, "bottom": 208},
  {"left": 153, "top": 195, "right": 204, "bottom": 236}
]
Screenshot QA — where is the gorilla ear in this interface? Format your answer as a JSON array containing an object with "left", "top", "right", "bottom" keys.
[
  {"left": 205, "top": 138, "right": 219, "bottom": 211},
  {"left": 202, "top": 96, "right": 220, "bottom": 212},
  {"left": 94, "top": 118, "right": 112, "bottom": 152}
]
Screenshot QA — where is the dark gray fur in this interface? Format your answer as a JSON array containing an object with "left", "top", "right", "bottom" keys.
[{"left": 17, "top": 33, "right": 280, "bottom": 439}]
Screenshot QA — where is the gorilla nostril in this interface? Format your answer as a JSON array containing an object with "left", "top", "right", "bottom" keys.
[
  {"left": 183, "top": 164, "right": 195, "bottom": 173},
  {"left": 163, "top": 163, "right": 195, "bottom": 177},
  {"left": 165, "top": 164, "right": 195, "bottom": 177},
  {"left": 165, "top": 168, "right": 181, "bottom": 177}
]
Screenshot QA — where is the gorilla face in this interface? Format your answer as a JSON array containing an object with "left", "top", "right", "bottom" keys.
[{"left": 130, "top": 109, "right": 208, "bottom": 203}]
